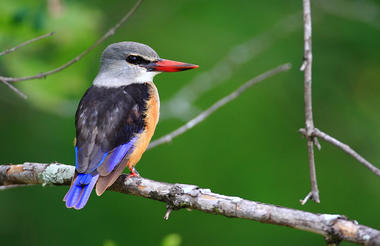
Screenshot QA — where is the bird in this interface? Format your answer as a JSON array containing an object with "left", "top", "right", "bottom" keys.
[{"left": 63, "top": 41, "right": 198, "bottom": 209}]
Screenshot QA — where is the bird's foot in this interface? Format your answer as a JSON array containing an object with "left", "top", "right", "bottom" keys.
[{"left": 127, "top": 167, "right": 140, "bottom": 178}]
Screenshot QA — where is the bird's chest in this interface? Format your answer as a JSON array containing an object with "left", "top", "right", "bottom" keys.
[
  {"left": 124, "top": 82, "right": 159, "bottom": 167},
  {"left": 144, "top": 82, "right": 160, "bottom": 129},
  {"left": 134, "top": 82, "right": 159, "bottom": 147}
]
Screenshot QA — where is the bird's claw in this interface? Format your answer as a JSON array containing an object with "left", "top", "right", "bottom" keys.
[{"left": 127, "top": 167, "right": 140, "bottom": 178}]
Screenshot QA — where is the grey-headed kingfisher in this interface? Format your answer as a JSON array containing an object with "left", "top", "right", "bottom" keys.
[{"left": 63, "top": 42, "right": 198, "bottom": 209}]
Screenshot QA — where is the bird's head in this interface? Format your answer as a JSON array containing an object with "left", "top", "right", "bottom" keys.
[{"left": 93, "top": 41, "right": 198, "bottom": 87}]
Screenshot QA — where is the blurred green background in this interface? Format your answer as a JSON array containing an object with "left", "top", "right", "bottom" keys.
[{"left": 1, "top": 0, "right": 380, "bottom": 245}]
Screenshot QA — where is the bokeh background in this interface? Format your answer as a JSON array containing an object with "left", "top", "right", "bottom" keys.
[{"left": 1, "top": 0, "right": 380, "bottom": 245}]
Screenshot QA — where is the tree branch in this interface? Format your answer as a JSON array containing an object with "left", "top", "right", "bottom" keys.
[
  {"left": 1, "top": 162, "right": 380, "bottom": 246},
  {"left": 300, "top": 0, "right": 320, "bottom": 204},
  {"left": 0, "top": 32, "right": 55, "bottom": 57},
  {"left": 0, "top": 78, "right": 27, "bottom": 99},
  {"left": 0, "top": 32, "right": 54, "bottom": 99},
  {"left": 0, "top": 0, "right": 143, "bottom": 83},
  {"left": 148, "top": 63, "right": 291, "bottom": 150},
  {"left": 299, "top": 128, "right": 380, "bottom": 177}
]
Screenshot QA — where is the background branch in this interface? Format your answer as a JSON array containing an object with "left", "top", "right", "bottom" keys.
[
  {"left": 160, "top": 13, "right": 301, "bottom": 121},
  {"left": 0, "top": 0, "right": 143, "bottom": 83},
  {"left": 1, "top": 162, "right": 380, "bottom": 246},
  {"left": 148, "top": 63, "right": 291, "bottom": 150},
  {"left": 317, "top": 0, "right": 380, "bottom": 30},
  {"left": 0, "top": 79, "right": 27, "bottom": 99},
  {"left": 301, "top": 0, "right": 320, "bottom": 204},
  {"left": 0, "top": 32, "right": 55, "bottom": 57}
]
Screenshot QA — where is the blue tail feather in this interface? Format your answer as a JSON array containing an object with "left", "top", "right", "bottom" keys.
[
  {"left": 64, "top": 184, "right": 82, "bottom": 208},
  {"left": 63, "top": 173, "right": 99, "bottom": 210},
  {"left": 75, "top": 175, "right": 98, "bottom": 209}
]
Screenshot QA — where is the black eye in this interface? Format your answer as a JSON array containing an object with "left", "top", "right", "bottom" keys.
[{"left": 126, "top": 55, "right": 150, "bottom": 65}]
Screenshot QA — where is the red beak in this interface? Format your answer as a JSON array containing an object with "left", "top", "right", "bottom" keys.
[{"left": 146, "top": 59, "right": 199, "bottom": 72}]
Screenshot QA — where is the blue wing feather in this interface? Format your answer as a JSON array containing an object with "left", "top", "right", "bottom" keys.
[
  {"left": 75, "top": 146, "right": 78, "bottom": 169},
  {"left": 103, "top": 136, "right": 137, "bottom": 174}
]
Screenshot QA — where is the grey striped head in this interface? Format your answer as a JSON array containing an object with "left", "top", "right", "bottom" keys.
[
  {"left": 94, "top": 41, "right": 160, "bottom": 87},
  {"left": 93, "top": 41, "right": 199, "bottom": 87}
]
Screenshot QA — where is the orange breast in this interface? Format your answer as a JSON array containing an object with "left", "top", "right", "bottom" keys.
[{"left": 127, "top": 82, "right": 159, "bottom": 168}]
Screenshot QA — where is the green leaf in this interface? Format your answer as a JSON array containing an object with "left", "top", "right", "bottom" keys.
[{"left": 161, "top": 233, "right": 182, "bottom": 246}]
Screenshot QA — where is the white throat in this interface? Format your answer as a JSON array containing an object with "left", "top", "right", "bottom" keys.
[{"left": 93, "top": 64, "right": 160, "bottom": 87}]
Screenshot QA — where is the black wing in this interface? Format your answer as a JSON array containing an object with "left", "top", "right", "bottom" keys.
[{"left": 75, "top": 83, "right": 150, "bottom": 174}]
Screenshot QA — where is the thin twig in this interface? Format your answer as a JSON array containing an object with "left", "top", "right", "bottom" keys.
[
  {"left": 148, "top": 63, "right": 291, "bottom": 150},
  {"left": 301, "top": 0, "right": 320, "bottom": 204},
  {"left": 0, "top": 79, "right": 27, "bottom": 99},
  {"left": 0, "top": 0, "right": 143, "bottom": 83},
  {"left": 306, "top": 139, "right": 319, "bottom": 202},
  {"left": 0, "top": 32, "right": 54, "bottom": 98},
  {"left": 164, "top": 205, "right": 173, "bottom": 220},
  {"left": 1, "top": 162, "right": 380, "bottom": 246},
  {"left": 299, "top": 191, "right": 312, "bottom": 205},
  {"left": 299, "top": 128, "right": 380, "bottom": 177},
  {"left": 0, "top": 32, "right": 55, "bottom": 57}
]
